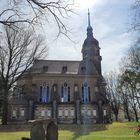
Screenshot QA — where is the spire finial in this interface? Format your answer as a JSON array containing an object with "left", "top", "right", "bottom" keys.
[{"left": 88, "top": 9, "right": 91, "bottom": 27}]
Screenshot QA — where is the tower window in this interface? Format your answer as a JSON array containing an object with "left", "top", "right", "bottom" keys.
[
  {"left": 62, "top": 66, "right": 67, "bottom": 73},
  {"left": 95, "top": 49, "right": 99, "bottom": 55},
  {"left": 81, "top": 67, "right": 86, "bottom": 72},
  {"left": 83, "top": 51, "right": 88, "bottom": 59}
]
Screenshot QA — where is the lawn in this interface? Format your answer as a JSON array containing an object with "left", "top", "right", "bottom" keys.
[{"left": 0, "top": 122, "right": 140, "bottom": 140}]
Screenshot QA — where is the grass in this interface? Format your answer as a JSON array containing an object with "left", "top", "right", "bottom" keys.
[
  {"left": 0, "top": 122, "right": 140, "bottom": 140},
  {"left": 0, "top": 132, "right": 30, "bottom": 140}
]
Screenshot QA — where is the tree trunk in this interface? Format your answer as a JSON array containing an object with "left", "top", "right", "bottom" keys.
[
  {"left": 126, "top": 111, "right": 131, "bottom": 122},
  {"left": 2, "top": 97, "right": 8, "bottom": 125},
  {"left": 134, "top": 108, "right": 139, "bottom": 122},
  {"left": 2, "top": 89, "right": 8, "bottom": 125},
  {"left": 115, "top": 114, "right": 118, "bottom": 121},
  {"left": 124, "top": 105, "right": 131, "bottom": 122}
]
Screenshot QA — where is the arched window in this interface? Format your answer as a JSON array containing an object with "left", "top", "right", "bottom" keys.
[
  {"left": 61, "top": 82, "right": 70, "bottom": 102},
  {"left": 40, "top": 85, "right": 50, "bottom": 103},
  {"left": 81, "top": 82, "right": 90, "bottom": 103}
]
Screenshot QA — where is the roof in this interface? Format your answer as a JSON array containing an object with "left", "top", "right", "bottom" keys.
[{"left": 30, "top": 59, "right": 80, "bottom": 75}]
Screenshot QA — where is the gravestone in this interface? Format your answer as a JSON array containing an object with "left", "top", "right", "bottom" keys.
[
  {"left": 30, "top": 123, "right": 45, "bottom": 140},
  {"left": 21, "top": 119, "right": 58, "bottom": 140},
  {"left": 46, "top": 121, "right": 58, "bottom": 140}
]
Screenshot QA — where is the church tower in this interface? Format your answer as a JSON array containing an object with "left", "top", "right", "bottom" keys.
[{"left": 79, "top": 10, "right": 102, "bottom": 75}]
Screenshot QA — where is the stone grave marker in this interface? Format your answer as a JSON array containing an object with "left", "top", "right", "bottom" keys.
[
  {"left": 46, "top": 121, "right": 58, "bottom": 140},
  {"left": 30, "top": 122, "right": 45, "bottom": 140},
  {"left": 21, "top": 119, "right": 58, "bottom": 140}
]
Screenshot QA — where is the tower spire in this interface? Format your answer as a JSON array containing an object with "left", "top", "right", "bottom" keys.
[
  {"left": 87, "top": 9, "right": 93, "bottom": 38},
  {"left": 88, "top": 9, "right": 91, "bottom": 27}
]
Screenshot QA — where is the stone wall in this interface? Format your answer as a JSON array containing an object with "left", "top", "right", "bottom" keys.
[
  {"left": 34, "top": 105, "right": 52, "bottom": 120},
  {"left": 8, "top": 102, "right": 110, "bottom": 124},
  {"left": 57, "top": 104, "right": 75, "bottom": 124},
  {"left": 80, "top": 104, "right": 98, "bottom": 123},
  {"left": 8, "top": 104, "right": 28, "bottom": 122}
]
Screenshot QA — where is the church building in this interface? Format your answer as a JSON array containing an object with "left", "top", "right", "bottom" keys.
[{"left": 8, "top": 11, "right": 110, "bottom": 124}]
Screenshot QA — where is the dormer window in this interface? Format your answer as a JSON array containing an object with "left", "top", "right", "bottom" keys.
[
  {"left": 62, "top": 66, "right": 67, "bottom": 73},
  {"left": 43, "top": 66, "right": 48, "bottom": 72}
]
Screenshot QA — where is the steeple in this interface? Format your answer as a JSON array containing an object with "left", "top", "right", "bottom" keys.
[
  {"left": 87, "top": 9, "right": 93, "bottom": 38},
  {"left": 88, "top": 9, "right": 91, "bottom": 27},
  {"left": 79, "top": 10, "right": 101, "bottom": 75}
]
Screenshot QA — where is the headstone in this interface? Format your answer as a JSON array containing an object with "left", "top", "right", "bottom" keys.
[
  {"left": 28, "top": 119, "right": 58, "bottom": 140},
  {"left": 30, "top": 123, "right": 45, "bottom": 140},
  {"left": 46, "top": 121, "right": 58, "bottom": 140}
]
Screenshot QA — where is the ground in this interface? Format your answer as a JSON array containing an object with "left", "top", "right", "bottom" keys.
[{"left": 0, "top": 122, "right": 140, "bottom": 140}]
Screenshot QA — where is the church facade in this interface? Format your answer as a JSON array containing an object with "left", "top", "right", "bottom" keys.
[{"left": 8, "top": 12, "right": 110, "bottom": 124}]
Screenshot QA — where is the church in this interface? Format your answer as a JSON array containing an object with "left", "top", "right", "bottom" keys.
[{"left": 8, "top": 11, "right": 110, "bottom": 124}]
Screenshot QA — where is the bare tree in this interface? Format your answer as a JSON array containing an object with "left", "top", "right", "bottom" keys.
[
  {"left": 0, "top": 24, "right": 47, "bottom": 125},
  {"left": 119, "top": 45, "right": 140, "bottom": 122},
  {"left": 127, "top": 45, "right": 140, "bottom": 72},
  {"left": 117, "top": 78, "right": 132, "bottom": 122},
  {"left": 0, "top": 76, "right": 3, "bottom": 116},
  {"left": 132, "top": 0, "right": 140, "bottom": 31},
  {"left": 119, "top": 70, "right": 139, "bottom": 122},
  {"left": 0, "top": 0, "right": 74, "bottom": 36},
  {"left": 105, "top": 71, "right": 121, "bottom": 121},
  {"left": 122, "top": 46, "right": 140, "bottom": 105},
  {"left": 126, "top": 46, "right": 140, "bottom": 105}
]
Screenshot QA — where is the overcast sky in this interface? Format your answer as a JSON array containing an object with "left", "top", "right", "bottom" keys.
[{"left": 43, "top": 0, "right": 135, "bottom": 73}]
